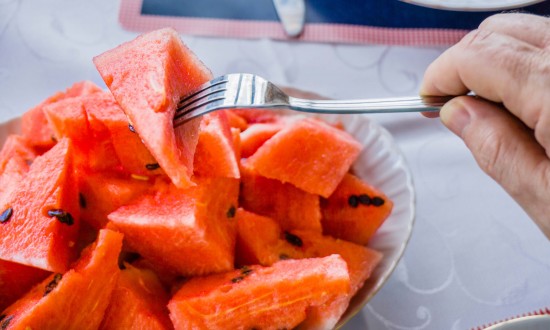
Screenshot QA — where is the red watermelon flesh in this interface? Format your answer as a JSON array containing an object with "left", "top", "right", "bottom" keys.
[
  {"left": 225, "top": 110, "right": 248, "bottom": 131},
  {"left": 291, "top": 230, "right": 382, "bottom": 330},
  {"left": 0, "top": 138, "right": 79, "bottom": 272},
  {"left": 79, "top": 171, "right": 153, "bottom": 229},
  {"left": 84, "top": 91, "right": 161, "bottom": 176},
  {"left": 93, "top": 27, "right": 212, "bottom": 189},
  {"left": 100, "top": 263, "right": 172, "bottom": 330},
  {"left": 239, "top": 161, "right": 322, "bottom": 232},
  {"left": 321, "top": 173, "right": 393, "bottom": 245},
  {"left": 0, "top": 260, "right": 50, "bottom": 312},
  {"left": 43, "top": 97, "right": 91, "bottom": 146},
  {"left": 21, "top": 81, "right": 102, "bottom": 151},
  {"left": 246, "top": 117, "right": 362, "bottom": 198},
  {"left": 0, "top": 156, "right": 30, "bottom": 213},
  {"left": 0, "top": 229, "right": 122, "bottom": 330},
  {"left": 235, "top": 208, "right": 382, "bottom": 329},
  {"left": 235, "top": 208, "right": 381, "bottom": 293},
  {"left": 229, "top": 109, "right": 281, "bottom": 125},
  {"left": 42, "top": 91, "right": 124, "bottom": 173},
  {"left": 235, "top": 208, "right": 303, "bottom": 266},
  {"left": 43, "top": 96, "right": 95, "bottom": 172},
  {"left": 231, "top": 127, "right": 241, "bottom": 161},
  {"left": 108, "top": 176, "right": 239, "bottom": 276},
  {"left": 193, "top": 111, "right": 239, "bottom": 179},
  {"left": 168, "top": 255, "right": 350, "bottom": 330},
  {"left": 239, "top": 122, "right": 283, "bottom": 158},
  {"left": 0, "top": 135, "right": 36, "bottom": 175}
]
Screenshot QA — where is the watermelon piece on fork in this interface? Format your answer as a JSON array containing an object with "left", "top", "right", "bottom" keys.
[{"left": 93, "top": 28, "right": 212, "bottom": 189}]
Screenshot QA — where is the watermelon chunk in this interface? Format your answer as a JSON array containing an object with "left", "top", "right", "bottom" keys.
[
  {"left": 229, "top": 109, "right": 281, "bottom": 125},
  {"left": 225, "top": 110, "right": 248, "bottom": 131},
  {"left": 239, "top": 161, "right": 322, "bottom": 232},
  {"left": 246, "top": 118, "right": 362, "bottom": 197},
  {"left": 168, "top": 255, "right": 350, "bottom": 330},
  {"left": 231, "top": 127, "right": 242, "bottom": 160},
  {"left": 235, "top": 208, "right": 303, "bottom": 266},
  {"left": 43, "top": 97, "right": 91, "bottom": 147},
  {"left": 84, "top": 91, "right": 161, "bottom": 176},
  {"left": 0, "top": 229, "right": 122, "bottom": 329},
  {"left": 0, "top": 260, "right": 50, "bottom": 312},
  {"left": 239, "top": 122, "right": 283, "bottom": 158},
  {"left": 0, "top": 156, "right": 30, "bottom": 213},
  {"left": 79, "top": 171, "right": 153, "bottom": 229},
  {"left": 321, "top": 173, "right": 393, "bottom": 245},
  {"left": 100, "top": 263, "right": 172, "bottom": 330},
  {"left": 93, "top": 27, "right": 212, "bottom": 189},
  {"left": 0, "top": 135, "right": 36, "bottom": 175},
  {"left": 235, "top": 208, "right": 381, "bottom": 294},
  {"left": 21, "top": 81, "right": 102, "bottom": 151},
  {"left": 0, "top": 138, "right": 79, "bottom": 272},
  {"left": 193, "top": 111, "right": 239, "bottom": 179},
  {"left": 235, "top": 208, "right": 382, "bottom": 329},
  {"left": 108, "top": 176, "right": 239, "bottom": 276}
]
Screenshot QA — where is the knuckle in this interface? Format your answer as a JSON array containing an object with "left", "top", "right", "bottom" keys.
[{"left": 461, "top": 29, "right": 494, "bottom": 49}]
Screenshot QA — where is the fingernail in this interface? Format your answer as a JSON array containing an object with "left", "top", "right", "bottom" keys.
[{"left": 440, "top": 99, "right": 470, "bottom": 137}]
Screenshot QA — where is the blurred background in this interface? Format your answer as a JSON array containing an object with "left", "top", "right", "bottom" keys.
[{"left": 1, "top": 0, "right": 550, "bottom": 329}]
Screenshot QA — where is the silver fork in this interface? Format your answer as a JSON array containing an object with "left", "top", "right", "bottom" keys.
[{"left": 174, "top": 73, "right": 453, "bottom": 127}]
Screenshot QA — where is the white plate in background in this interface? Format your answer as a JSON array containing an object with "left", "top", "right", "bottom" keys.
[{"left": 401, "top": 0, "right": 545, "bottom": 11}]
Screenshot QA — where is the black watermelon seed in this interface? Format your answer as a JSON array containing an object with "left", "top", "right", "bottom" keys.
[
  {"left": 372, "top": 197, "right": 385, "bottom": 207},
  {"left": 0, "top": 315, "right": 4, "bottom": 323},
  {"left": 44, "top": 273, "right": 63, "bottom": 296},
  {"left": 0, "top": 208, "right": 13, "bottom": 223},
  {"left": 79, "top": 193, "right": 87, "bottom": 209},
  {"left": 51, "top": 135, "right": 58, "bottom": 142},
  {"left": 226, "top": 205, "right": 236, "bottom": 218},
  {"left": 241, "top": 266, "right": 253, "bottom": 276},
  {"left": 47, "top": 209, "right": 74, "bottom": 226},
  {"left": 128, "top": 124, "right": 136, "bottom": 133},
  {"left": 145, "top": 163, "right": 160, "bottom": 170},
  {"left": 358, "top": 194, "right": 371, "bottom": 206},
  {"left": 279, "top": 254, "right": 290, "bottom": 260},
  {"left": 231, "top": 276, "right": 245, "bottom": 283},
  {"left": 284, "top": 231, "right": 303, "bottom": 247},
  {"left": 0, "top": 315, "right": 13, "bottom": 330},
  {"left": 348, "top": 195, "right": 359, "bottom": 208}
]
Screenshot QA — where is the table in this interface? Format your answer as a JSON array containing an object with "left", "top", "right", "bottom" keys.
[{"left": 1, "top": 1, "right": 549, "bottom": 329}]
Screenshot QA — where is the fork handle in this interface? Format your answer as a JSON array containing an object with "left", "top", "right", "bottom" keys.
[{"left": 288, "top": 95, "right": 455, "bottom": 114}]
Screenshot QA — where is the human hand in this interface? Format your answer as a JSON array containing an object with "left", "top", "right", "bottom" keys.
[{"left": 420, "top": 13, "right": 550, "bottom": 239}]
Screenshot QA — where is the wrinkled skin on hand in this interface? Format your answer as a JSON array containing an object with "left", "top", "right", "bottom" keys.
[{"left": 421, "top": 13, "right": 550, "bottom": 239}]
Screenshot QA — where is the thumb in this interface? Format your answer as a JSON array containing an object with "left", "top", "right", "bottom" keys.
[{"left": 440, "top": 96, "right": 550, "bottom": 237}]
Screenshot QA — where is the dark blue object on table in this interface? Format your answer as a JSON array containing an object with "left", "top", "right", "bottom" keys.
[{"left": 142, "top": 0, "right": 550, "bottom": 30}]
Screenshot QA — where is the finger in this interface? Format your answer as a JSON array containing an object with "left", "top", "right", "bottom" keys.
[
  {"left": 479, "top": 13, "right": 550, "bottom": 48},
  {"left": 421, "top": 111, "right": 440, "bottom": 118},
  {"left": 441, "top": 96, "right": 550, "bottom": 237},
  {"left": 420, "top": 28, "right": 547, "bottom": 131}
]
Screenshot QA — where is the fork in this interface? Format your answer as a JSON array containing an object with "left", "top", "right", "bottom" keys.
[{"left": 174, "top": 73, "right": 454, "bottom": 127}]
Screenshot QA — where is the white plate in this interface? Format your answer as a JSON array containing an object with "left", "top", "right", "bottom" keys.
[
  {"left": 302, "top": 113, "right": 415, "bottom": 328},
  {"left": 0, "top": 113, "right": 415, "bottom": 328},
  {"left": 485, "top": 315, "right": 550, "bottom": 330},
  {"left": 401, "top": 0, "right": 544, "bottom": 11}
]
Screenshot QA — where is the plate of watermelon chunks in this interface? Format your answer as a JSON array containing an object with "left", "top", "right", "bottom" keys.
[{"left": 0, "top": 28, "right": 414, "bottom": 329}]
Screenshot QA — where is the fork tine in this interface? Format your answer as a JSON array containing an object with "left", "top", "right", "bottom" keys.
[
  {"left": 174, "top": 89, "right": 227, "bottom": 120},
  {"left": 176, "top": 75, "right": 229, "bottom": 112}
]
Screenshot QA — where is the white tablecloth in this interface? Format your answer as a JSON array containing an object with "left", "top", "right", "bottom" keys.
[{"left": 1, "top": 1, "right": 549, "bottom": 329}]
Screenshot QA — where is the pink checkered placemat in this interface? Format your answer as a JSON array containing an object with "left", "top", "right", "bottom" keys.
[{"left": 119, "top": 0, "right": 469, "bottom": 46}]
